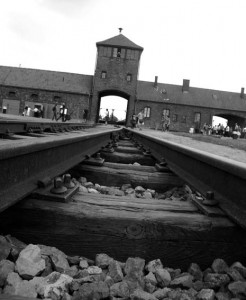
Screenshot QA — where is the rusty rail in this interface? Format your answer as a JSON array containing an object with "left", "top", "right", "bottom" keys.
[
  {"left": 0, "top": 127, "right": 121, "bottom": 212},
  {"left": 128, "top": 129, "right": 246, "bottom": 229}
]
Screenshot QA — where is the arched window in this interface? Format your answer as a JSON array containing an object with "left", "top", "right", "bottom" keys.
[
  {"left": 31, "top": 93, "right": 38, "bottom": 101},
  {"left": 144, "top": 106, "right": 151, "bottom": 118}
]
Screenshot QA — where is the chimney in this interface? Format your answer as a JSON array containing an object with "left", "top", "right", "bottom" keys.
[
  {"left": 182, "top": 79, "right": 190, "bottom": 92},
  {"left": 240, "top": 87, "right": 244, "bottom": 99},
  {"left": 154, "top": 76, "right": 158, "bottom": 88}
]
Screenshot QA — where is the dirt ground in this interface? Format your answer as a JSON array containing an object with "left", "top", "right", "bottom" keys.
[{"left": 140, "top": 129, "right": 246, "bottom": 165}]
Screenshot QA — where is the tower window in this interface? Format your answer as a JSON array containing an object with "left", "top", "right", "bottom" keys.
[
  {"left": 126, "top": 73, "right": 132, "bottom": 82},
  {"left": 101, "top": 71, "right": 107, "bottom": 79},
  {"left": 113, "top": 47, "right": 122, "bottom": 58},
  {"left": 144, "top": 106, "right": 151, "bottom": 118}
]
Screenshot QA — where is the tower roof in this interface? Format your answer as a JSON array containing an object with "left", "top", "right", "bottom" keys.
[{"left": 96, "top": 34, "right": 144, "bottom": 51}]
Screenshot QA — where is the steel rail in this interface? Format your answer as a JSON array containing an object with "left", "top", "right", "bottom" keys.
[
  {"left": 128, "top": 129, "right": 246, "bottom": 229},
  {"left": 0, "top": 119, "right": 92, "bottom": 134},
  {"left": 0, "top": 128, "right": 121, "bottom": 212}
]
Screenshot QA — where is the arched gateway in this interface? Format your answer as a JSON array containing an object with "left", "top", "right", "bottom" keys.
[
  {"left": 90, "top": 33, "right": 144, "bottom": 126},
  {"left": 1, "top": 32, "right": 246, "bottom": 131}
]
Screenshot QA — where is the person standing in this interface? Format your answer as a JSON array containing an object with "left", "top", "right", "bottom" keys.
[
  {"left": 161, "top": 112, "right": 166, "bottom": 131},
  {"left": 105, "top": 109, "right": 109, "bottom": 125},
  {"left": 63, "top": 104, "right": 68, "bottom": 122},
  {"left": 52, "top": 103, "right": 58, "bottom": 121},
  {"left": 57, "top": 104, "right": 65, "bottom": 121},
  {"left": 166, "top": 116, "right": 170, "bottom": 132},
  {"left": 130, "top": 114, "right": 137, "bottom": 129},
  {"left": 137, "top": 109, "right": 145, "bottom": 130}
]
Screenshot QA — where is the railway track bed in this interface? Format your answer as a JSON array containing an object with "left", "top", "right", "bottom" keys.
[{"left": 1, "top": 134, "right": 246, "bottom": 272}]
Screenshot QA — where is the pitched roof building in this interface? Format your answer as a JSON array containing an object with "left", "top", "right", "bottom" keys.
[{"left": 0, "top": 32, "right": 245, "bottom": 131}]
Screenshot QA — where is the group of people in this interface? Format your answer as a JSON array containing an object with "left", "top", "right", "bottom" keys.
[
  {"left": 130, "top": 109, "right": 171, "bottom": 132},
  {"left": 52, "top": 103, "right": 68, "bottom": 122},
  {"left": 23, "top": 105, "right": 43, "bottom": 118},
  {"left": 130, "top": 109, "right": 145, "bottom": 130},
  {"left": 202, "top": 122, "right": 246, "bottom": 138}
]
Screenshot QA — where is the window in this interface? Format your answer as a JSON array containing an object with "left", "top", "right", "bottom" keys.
[
  {"left": 163, "top": 109, "right": 170, "bottom": 117},
  {"left": 126, "top": 73, "right": 132, "bottom": 82},
  {"left": 194, "top": 113, "right": 201, "bottom": 123},
  {"left": 101, "top": 71, "right": 107, "bottom": 79},
  {"left": 126, "top": 49, "right": 138, "bottom": 60},
  {"left": 181, "top": 116, "right": 187, "bottom": 123},
  {"left": 8, "top": 91, "right": 16, "bottom": 97},
  {"left": 144, "top": 106, "right": 151, "bottom": 118},
  {"left": 172, "top": 114, "right": 178, "bottom": 122},
  {"left": 113, "top": 47, "right": 122, "bottom": 58},
  {"left": 126, "top": 49, "right": 132, "bottom": 59},
  {"left": 31, "top": 93, "right": 38, "bottom": 101}
]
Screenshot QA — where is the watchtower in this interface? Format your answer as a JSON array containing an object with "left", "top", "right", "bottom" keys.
[{"left": 90, "top": 30, "right": 144, "bottom": 125}]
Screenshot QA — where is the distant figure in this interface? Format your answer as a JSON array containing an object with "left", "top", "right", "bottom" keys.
[
  {"left": 225, "top": 125, "right": 230, "bottom": 137},
  {"left": 2, "top": 106, "right": 7, "bottom": 114},
  {"left": 33, "top": 107, "right": 39, "bottom": 118},
  {"left": 83, "top": 109, "right": 88, "bottom": 122},
  {"left": 137, "top": 109, "right": 145, "bottom": 130},
  {"left": 52, "top": 103, "right": 58, "bottom": 121},
  {"left": 166, "top": 116, "right": 170, "bottom": 131},
  {"left": 105, "top": 109, "right": 109, "bottom": 125},
  {"left": 24, "top": 105, "right": 31, "bottom": 116},
  {"left": 63, "top": 104, "right": 68, "bottom": 122},
  {"left": 161, "top": 113, "right": 170, "bottom": 132},
  {"left": 130, "top": 114, "right": 137, "bottom": 129},
  {"left": 57, "top": 104, "right": 64, "bottom": 121},
  {"left": 242, "top": 126, "right": 246, "bottom": 139}
]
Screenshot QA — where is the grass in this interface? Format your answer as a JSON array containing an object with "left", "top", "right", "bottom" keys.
[{"left": 171, "top": 132, "right": 246, "bottom": 151}]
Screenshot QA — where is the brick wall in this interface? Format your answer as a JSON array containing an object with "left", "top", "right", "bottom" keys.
[
  {"left": 136, "top": 101, "right": 246, "bottom": 132},
  {"left": 0, "top": 86, "right": 89, "bottom": 120}
]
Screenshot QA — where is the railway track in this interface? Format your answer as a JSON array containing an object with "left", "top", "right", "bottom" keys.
[{"left": 0, "top": 123, "right": 246, "bottom": 271}]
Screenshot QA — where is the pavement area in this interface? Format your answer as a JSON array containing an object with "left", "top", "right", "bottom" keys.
[{"left": 138, "top": 128, "right": 246, "bottom": 165}]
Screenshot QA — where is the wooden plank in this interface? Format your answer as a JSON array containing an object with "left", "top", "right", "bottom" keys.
[
  {"left": 0, "top": 198, "right": 245, "bottom": 270},
  {"left": 71, "top": 164, "right": 184, "bottom": 192},
  {"left": 74, "top": 191, "right": 194, "bottom": 206},
  {"left": 72, "top": 193, "right": 198, "bottom": 213},
  {"left": 103, "top": 162, "right": 169, "bottom": 173},
  {"left": 100, "top": 152, "right": 156, "bottom": 165},
  {"left": 114, "top": 146, "right": 142, "bottom": 154}
]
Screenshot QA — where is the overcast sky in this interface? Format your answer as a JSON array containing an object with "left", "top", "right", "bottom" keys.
[{"left": 0, "top": 0, "right": 245, "bottom": 95}]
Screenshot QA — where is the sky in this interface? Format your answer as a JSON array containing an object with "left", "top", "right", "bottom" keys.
[{"left": 0, "top": 0, "right": 245, "bottom": 121}]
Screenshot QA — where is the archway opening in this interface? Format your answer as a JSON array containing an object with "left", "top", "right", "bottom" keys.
[
  {"left": 99, "top": 96, "right": 128, "bottom": 125},
  {"left": 212, "top": 116, "right": 228, "bottom": 127}
]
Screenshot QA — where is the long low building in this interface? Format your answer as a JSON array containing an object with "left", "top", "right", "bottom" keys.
[{"left": 0, "top": 32, "right": 245, "bottom": 131}]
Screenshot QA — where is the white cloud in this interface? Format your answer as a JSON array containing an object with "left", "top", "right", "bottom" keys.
[{"left": 0, "top": 0, "right": 245, "bottom": 92}]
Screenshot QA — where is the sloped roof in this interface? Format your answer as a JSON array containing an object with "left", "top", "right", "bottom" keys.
[
  {"left": 96, "top": 34, "right": 144, "bottom": 50},
  {"left": 0, "top": 65, "right": 93, "bottom": 94},
  {"left": 137, "top": 80, "right": 246, "bottom": 112}
]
